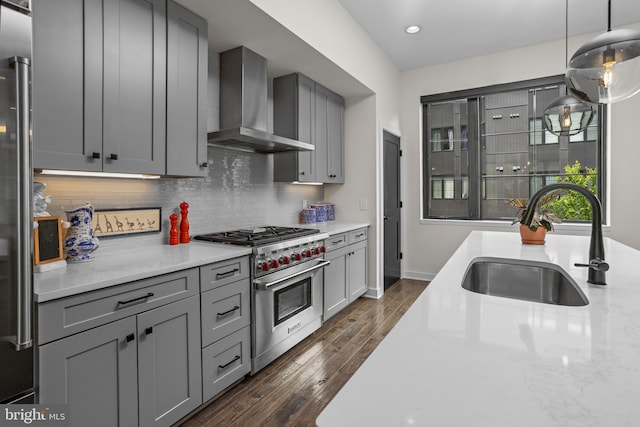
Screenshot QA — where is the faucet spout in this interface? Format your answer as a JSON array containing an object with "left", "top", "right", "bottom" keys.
[{"left": 522, "top": 183, "right": 606, "bottom": 285}]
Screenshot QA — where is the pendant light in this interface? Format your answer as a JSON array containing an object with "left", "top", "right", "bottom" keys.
[
  {"left": 566, "top": 0, "right": 640, "bottom": 104},
  {"left": 544, "top": 0, "right": 595, "bottom": 136}
]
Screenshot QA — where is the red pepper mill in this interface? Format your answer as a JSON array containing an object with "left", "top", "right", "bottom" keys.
[
  {"left": 179, "top": 201, "right": 190, "bottom": 243},
  {"left": 169, "top": 213, "right": 179, "bottom": 245}
]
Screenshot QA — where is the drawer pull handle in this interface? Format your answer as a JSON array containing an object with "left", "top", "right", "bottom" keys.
[
  {"left": 217, "top": 305, "right": 240, "bottom": 317},
  {"left": 117, "top": 292, "right": 154, "bottom": 308},
  {"left": 145, "top": 327, "right": 153, "bottom": 335},
  {"left": 126, "top": 333, "right": 135, "bottom": 343},
  {"left": 218, "top": 355, "right": 240, "bottom": 369},
  {"left": 355, "top": 233, "right": 364, "bottom": 237},
  {"left": 215, "top": 268, "right": 239, "bottom": 279},
  {"left": 332, "top": 240, "right": 343, "bottom": 244}
]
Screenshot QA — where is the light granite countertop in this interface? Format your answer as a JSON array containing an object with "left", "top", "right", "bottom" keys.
[
  {"left": 34, "top": 241, "right": 251, "bottom": 302},
  {"left": 34, "top": 221, "right": 368, "bottom": 303},
  {"left": 291, "top": 221, "right": 370, "bottom": 235},
  {"left": 317, "top": 230, "right": 640, "bottom": 427}
]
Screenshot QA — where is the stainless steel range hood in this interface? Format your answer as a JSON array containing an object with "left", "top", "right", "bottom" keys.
[{"left": 207, "top": 47, "right": 314, "bottom": 153}]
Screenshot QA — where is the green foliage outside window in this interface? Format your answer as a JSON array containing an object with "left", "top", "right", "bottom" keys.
[{"left": 546, "top": 161, "right": 597, "bottom": 221}]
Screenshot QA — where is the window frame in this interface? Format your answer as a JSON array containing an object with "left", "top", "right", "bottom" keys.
[{"left": 420, "top": 75, "right": 607, "bottom": 223}]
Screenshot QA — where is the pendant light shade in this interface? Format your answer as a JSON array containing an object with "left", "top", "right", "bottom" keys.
[
  {"left": 543, "top": 0, "right": 594, "bottom": 136},
  {"left": 566, "top": 5, "right": 640, "bottom": 104},
  {"left": 543, "top": 94, "right": 595, "bottom": 136}
]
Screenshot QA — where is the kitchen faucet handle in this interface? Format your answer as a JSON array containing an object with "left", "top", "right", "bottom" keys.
[{"left": 575, "top": 258, "right": 609, "bottom": 272}]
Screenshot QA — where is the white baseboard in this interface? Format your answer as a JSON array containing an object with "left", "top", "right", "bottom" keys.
[{"left": 403, "top": 271, "right": 436, "bottom": 282}]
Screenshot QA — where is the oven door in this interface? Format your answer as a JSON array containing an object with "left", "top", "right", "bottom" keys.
[{"left": 252, "top": 259, "right": 329, "bottom": 373}]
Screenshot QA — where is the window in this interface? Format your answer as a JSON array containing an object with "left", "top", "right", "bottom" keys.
[
  {"left": 421, "top": 76, "right": 606, "bottom": 223},
  {"left": 431, "top": 176, "right": 455, "bottom": 199}
]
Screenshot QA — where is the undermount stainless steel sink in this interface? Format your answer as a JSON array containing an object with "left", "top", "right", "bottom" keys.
[{"left": 461, "top": 257, "right": 589, "bottom": 306}]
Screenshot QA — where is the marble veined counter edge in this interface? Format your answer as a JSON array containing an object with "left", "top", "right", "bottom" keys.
[
  {"left": 34, "top": 241, "right": 252, "bottom": 302},
  {"left": 316, "top": 230, "right": 640, "bottom": 427}
]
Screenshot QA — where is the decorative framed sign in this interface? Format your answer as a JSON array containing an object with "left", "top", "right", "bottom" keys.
[
  {"left": 34, "top": 216, "right": 64, "bottom": 265},
  {"left": 93, "top": 207, "right": 162, "bottom": 238}
]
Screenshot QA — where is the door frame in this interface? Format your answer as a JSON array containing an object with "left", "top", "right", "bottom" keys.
[{"left": 377, "top": 126, "right": 402, "bottom": 296}]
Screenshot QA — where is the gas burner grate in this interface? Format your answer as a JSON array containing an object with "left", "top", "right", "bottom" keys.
[{"left": 194, "top": 226, "right": 319, "bottom": 246}]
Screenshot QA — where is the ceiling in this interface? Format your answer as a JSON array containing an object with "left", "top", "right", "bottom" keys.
[
  {"left": 175, "top": 0, "right": 640, "bottom": 97},
  {"left": 337, "top": 0, "right": 640, "bottom": 70}
]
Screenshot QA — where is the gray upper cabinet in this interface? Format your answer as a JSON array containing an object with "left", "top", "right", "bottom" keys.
[
  {"left": 273, "top": 73, "right": 344, "bottom": 184},
  {"left": 315, "top": 84, "right": 345, "bottom": 183},
  {"left": 273, "top": 73, "right": 316, "bottom": 182},
  {"left": 166, "top": 1, "right": 208, "bottom": 177},
  {"left": 32, "top": 0, "right": 172, "bottom": 175},
  {"left": 102, "top": 0, "right": 166, "bottom": 174},
  {"left": 32, "top": 0, "right": 102, "bottom": 171}
]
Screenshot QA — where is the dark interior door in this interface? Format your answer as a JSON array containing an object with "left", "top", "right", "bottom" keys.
[{"left": 383, "top": 130, "right": 401, "bottom": 290}]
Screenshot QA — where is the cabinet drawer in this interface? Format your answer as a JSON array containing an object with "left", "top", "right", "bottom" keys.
[
  {"left": 202, "top": 326, "right": 251, "bottom": 402},
  {"left": 200, "top": 256, "right": 250, "bottom": 292},
  {"left": 201, "top": 279, "right": 250, "bottom": 347},
  {"left": 348, "top": 228, "right": 368, "bottom": 244},
  {"left": 38, "top": 268, "right": 199, "bottom": 344},
  {"left": 326, "top": 233, "right": 348, "bottom": 252}
]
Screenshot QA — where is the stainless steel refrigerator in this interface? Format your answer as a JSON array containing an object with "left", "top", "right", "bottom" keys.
[{"left": 0, "top": 0, "right": 34, "bottom": 404}]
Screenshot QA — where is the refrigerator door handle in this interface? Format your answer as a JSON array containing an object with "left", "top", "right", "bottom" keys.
[{"left": 10, "top": 55, "right": 33, "bottom": 351}]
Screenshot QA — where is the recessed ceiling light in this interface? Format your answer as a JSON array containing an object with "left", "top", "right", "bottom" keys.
[{"left": 405, "top": 25, "right": 421, "bottom": 34}]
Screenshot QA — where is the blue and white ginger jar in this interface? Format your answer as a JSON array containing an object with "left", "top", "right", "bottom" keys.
[{"left": 63, "top": 203, "right": 100, "bottom": 262}]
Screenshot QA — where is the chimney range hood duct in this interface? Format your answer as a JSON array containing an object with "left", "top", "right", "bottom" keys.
[{"left": 207, "top": 47, "right": 314, "bottom": 153}]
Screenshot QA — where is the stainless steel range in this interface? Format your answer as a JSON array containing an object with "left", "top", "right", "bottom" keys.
[{"left": 195, "top": 226, "right": 329, "bottom": 374}]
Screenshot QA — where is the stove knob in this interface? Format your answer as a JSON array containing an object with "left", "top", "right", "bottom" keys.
[
  {"left": 281, "top": 255, "right": 291, "bottom": 265},
  {"left": 259, "top": 261, "right": 270, "bottom": 272},
  {"left": 303, "top": 249, "right": 312, "bottom": 258},
  {"left": 292, "top": 252, "right": 302, "bottom": 261},
  {"left": 313, "top": 247, "right": 321, "bottom": 255},
  {"left": 270, "top": 259, "right": 279, "bottom": 269},
  {"left": 320, "top": 245, "right": 326, "bottom": 253}
]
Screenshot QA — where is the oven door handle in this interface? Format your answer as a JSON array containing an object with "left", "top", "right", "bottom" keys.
[{"left": 254, "top": 260, "right": 330, "bottom": 290}]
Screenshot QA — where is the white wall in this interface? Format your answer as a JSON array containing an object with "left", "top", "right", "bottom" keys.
[
  {"left": 400, "top": 24, "right": 640, "bottom": 279},
  {"left": 250, "top": 0, "right": 401, "bottom": 296}
]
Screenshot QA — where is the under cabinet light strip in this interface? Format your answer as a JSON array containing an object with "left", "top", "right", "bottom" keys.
[{"left": 37, "top": 169, "right": 161, "bottom": 179}]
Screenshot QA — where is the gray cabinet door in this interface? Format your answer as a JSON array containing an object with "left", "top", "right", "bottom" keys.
[
  {"left": 137, "top": 296, "right": 202, "bottom": 427},
  {"left": 274, "top": 73, "right": 316, "bottom": 182},
  {"left": 315, "top": 84, "right": 345, "bottom": 183},
  {"left": 327, "top": 90, "right": 345, "bottom": 183},
  {"left": 32, "top": 0, "right": 102, "bottom": 171},
  {"left": 348, "top": 240, "right": 368, "bottom": 302},
  {"left": 102, "top": 0, "right": 166, "bottom": 174},
  {"left": 38, "top": 317, "right": 138, "bottom": 427},
  {"left": 323, "top": 245, "right": 349, "bottom": 320},
  {"left": 166, "top": 1, "right": 208, "bottom": 177}
]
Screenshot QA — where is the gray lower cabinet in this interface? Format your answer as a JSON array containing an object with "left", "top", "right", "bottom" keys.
[
  {"left": 323, "top": 228, "right": 369, "bottom": 320},
  {"left": 137, "top": 296, "right": 202, "bottom": 427},
  {"left": 166, "top": 1, "right": 208, "bottom": 177},
  {"left": 38, "top": 269, "right": 202, "bottom": 427},
  {"left": 273, "top": 73, "right": 344, "bottom": 183},
  {"left": 39, "top": 317, "right": 138, "bottom": 426},
  {"left": 200, "top": 257, "right": 251, "bottom": 402},
  {"left": 324, "top": 245, "right": 349, "bottom": 320}
]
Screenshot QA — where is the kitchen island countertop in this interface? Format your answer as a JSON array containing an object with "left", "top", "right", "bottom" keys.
[
  {"left": 34, "top": 241, "right": 251, "bottom": 302},
  {"left": 317, "top": 230, "right": 640, "bottom": 427}
]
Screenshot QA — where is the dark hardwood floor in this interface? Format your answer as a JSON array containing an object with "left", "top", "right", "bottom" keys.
[{"left": 181, "top": 278, "right": 428, "bottom": 427}]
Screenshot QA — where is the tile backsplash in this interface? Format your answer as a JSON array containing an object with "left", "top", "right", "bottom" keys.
[
  {"left": 36, "top": 146, "right": 323, "bottom": 246},
  {"left": 34, "top": 48, "right": 322, "bottom": 247}
]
